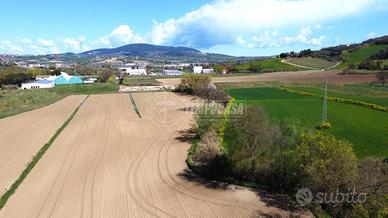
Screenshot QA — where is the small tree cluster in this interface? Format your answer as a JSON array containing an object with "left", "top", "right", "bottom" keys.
[
  {"left": 177, "top": 74, "right": 211, "bottom": 93},
  {"left": 98, "top": 68, "right": 115, "bottom": 82},
  {"left": 358, "top": 60, "right": 383, "bottom": 70},
  {"left": 177, "top": 74, "right": 229, "bottom": 103}
]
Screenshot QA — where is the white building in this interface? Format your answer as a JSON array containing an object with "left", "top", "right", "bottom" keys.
[
  {"left": 119, "top": 63, "right": 147, "bottom": 75},
  {"left": 193, "top": 66, "right": 203, "bottom": 74},
  {"left": 202, "top": 68, "right": 215, "bottom": 74},
  {"left": 21, "top": 80, "right": 55, "bottom": 89},
  {"left": 163, "top": 70, "right": 185, "bottom": 76},
  {"left": 193, "top": 66, "right": 214, "bottom": 74}
]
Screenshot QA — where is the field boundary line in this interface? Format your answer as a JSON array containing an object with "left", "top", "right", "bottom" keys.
[
  {"left": 0, "top": 95, "right": 89, "bottom": 209},
  {"left": 129, "top": 94, "right": 142, "bottom": 118}
]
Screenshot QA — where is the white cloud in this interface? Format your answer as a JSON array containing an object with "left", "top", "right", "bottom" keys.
[
  {"left": 38, "top": 39, "right": 55, "bottom": 47},
  {"left": 150, "top": 0, "right": 373, "bottom": 48},
  {"left": 63, "top": 38, "right": 81, "bottom": 51},
  {"left": 252, "top": 31, "right": 281, "bottom": 48},
  {"left": 79, "top": 35, "right": 86, "bottom": 42},
  {"left": 235, "top": 36, "right": 246, "bottom": 45},
  {"left": 0, "top": 40, "right": 24, "bottom": 54},
  {"left": 110, "top": 25, "right": 134, "bottom": 44},
  {"left": 236, "top": 26, "right": 326, "bottom": 49},
  {"left": 367, "top": 32, "right": 376, "bottom": 39},
  {"left": 283, "top": 26, "right": 326, "bottom": 46}
]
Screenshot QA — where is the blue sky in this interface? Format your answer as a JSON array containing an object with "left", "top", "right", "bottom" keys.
[{"left": 0, "top": 0, "right": 387, "bottom": 56}]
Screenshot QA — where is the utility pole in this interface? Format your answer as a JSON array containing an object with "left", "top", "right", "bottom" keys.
[{"left": 322, "top": 80, "right": 328, "bottom": 123}]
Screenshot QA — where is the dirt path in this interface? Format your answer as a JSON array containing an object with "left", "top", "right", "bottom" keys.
[
  {"left": 157, "top": 70, "right": 376, "bottom": 85},
  {"left": 0, "top": 95, "right": 86, "bottom": 196},
  {"left": 0, "top": 93, "right": 309, "bottom": 217}
]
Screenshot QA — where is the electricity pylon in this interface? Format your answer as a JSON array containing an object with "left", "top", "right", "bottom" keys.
[{"left": 322, "top": 80, "right": 328, "bottom": 123}]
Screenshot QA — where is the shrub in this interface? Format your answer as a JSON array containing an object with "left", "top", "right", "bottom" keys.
[
  {"left": 317, "top": 122, "right": 332, "bottom": 129},
  {"left": 194, "top": 105, "right": 224, "bottom": 139},
  {"left": 192, "top": 130, "right": 221, "bottom": 166}
]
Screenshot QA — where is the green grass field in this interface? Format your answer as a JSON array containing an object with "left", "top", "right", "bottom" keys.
[
  {"left": 235, "top": 58, "right": 302, "bottom": 72},
  {"left": 339, "top": 44, "right": 388, "bottom": 68},
  {"left": 287, "top": 86, "right": 388, "bottom": 106},
  {"left": 286, "top": 57, "right": 337, "bottom": 69},
  {"left": 227, "top": 87, "right": 388, "bottom": 158},
  {"left": 0, "top": 83, "right": 118, "bottom": 119}
]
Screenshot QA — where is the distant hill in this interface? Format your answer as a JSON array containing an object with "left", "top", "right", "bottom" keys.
[
  {"left": 78, "top": 43, "right": 237, "bottom": 62},
  {"left": 279, "top": 35, "right": 388, "bottom": 70},
  {"left": 313, "top": 35, "right": 388, "bottom": 61}
]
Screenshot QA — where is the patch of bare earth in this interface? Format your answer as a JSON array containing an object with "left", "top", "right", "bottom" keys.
[
  {"left": 158, "top": 70, "right": 376, "bottom": 86},
  {"left": 0, "top": 95, "right": 86, "bottom": 196},
  {"left": 0, "top": 93, "right": 310, "bottom": 217}
]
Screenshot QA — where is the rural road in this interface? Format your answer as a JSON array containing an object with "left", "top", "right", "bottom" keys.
[
  {"left": 157, "top": 70, "right": 377, "bottom": 86},
  {"left": 0, "top": 93, "right": 310, "bottom": 217},
  {"left": 0, "top": 95, "right": 86, "bottom": 196}
]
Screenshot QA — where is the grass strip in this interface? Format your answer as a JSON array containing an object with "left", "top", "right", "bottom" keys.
[
  {"left": 0, "top": 95, "right": 89, "bottom": 209},
  {"left": 129, "top": 94, "right": 142, "bottom": 118}
]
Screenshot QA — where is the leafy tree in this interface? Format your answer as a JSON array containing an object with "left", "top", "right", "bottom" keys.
[
  {"left": 279, "top": 53, "right": 289, "bottom": 58},
  {"left": 341, "top": 50, "right": 349, "bottom": 62},
  {"left": 98, "top": 68, "right": 115, "bottom": 82},
  {"left": 51, "top": 69, "right": 61, "bottom": 76},
  {"left": 292, "top": 132, "right": 358, "bottom": 192},
  {"left": 248, "top": 61, "right": 262, "bottom": 72},
  {"left": 299, "top": 49, "right": 313, "bottom": 57}
]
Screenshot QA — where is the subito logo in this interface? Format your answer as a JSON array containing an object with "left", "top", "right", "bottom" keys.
[{"left": 295, "top": 188, "right": 313, "bottom": 206}]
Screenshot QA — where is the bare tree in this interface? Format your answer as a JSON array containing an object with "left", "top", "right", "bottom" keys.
[
  {"left": 376, "top": 71, "right": 388, "bottom": 86},
  {"left": 357, "top": 158, "right": 388, "bottom": 196},
  {"left": 193, "top": 130, "right": 221, "bottom": 166},
  {"left": 195, "top": 86, "right": 230, "bottom": 103},
  {"left": 232, "top": 105, "right": 274, "bottom": 178}
]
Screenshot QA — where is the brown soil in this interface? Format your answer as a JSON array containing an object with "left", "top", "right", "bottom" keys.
[
  {"left": 0, "top": 95, "right": 86, "bottom": 196},
  {"left": 0, "top": 93, "right": 310, "bottom": 217},
  {"left": 157, "top": 70, "right": 377, "bottom": 86}
]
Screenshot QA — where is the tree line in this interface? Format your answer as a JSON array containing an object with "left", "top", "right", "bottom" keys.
[{"left": 0, "top": 65, "right": 119, "bottom": 88}]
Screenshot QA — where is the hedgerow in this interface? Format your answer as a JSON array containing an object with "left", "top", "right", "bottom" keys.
[{"left": 279, "top": 87, "right": 388, "bottom": 113}]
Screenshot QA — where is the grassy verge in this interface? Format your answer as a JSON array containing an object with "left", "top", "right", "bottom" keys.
[
  {"left": 0, "top": 96, "right": 89, "bottom": 209},
  {"left": 0, "top": 83, "right": 118, "bottom": 119},
  {"left": 129, "top": 94, "right": 142, "bottom": 118},
  {"left": 122, "top": 76, "right": 162, "bottom": 86}
]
